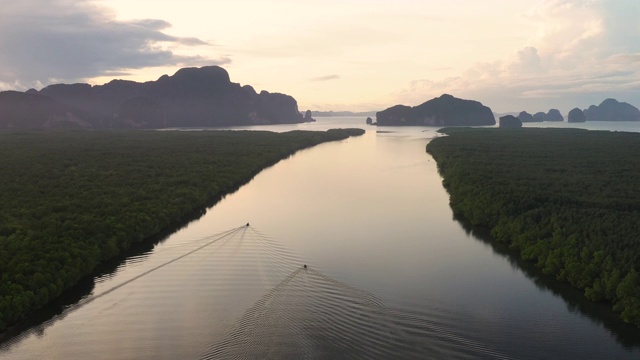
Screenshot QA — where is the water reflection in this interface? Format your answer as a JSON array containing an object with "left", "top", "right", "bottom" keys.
[
  {"left": 0, "top": 222, "right": 184, "bottom": 348},
  {"left": 202, "top": 232, "right": 511, "bottom": 360},
  {"left": 3, "top": 119, "right": 640, "bottom": 359},
  {"left": 453, "top": 214, "right": 640, "bottom": 349}
]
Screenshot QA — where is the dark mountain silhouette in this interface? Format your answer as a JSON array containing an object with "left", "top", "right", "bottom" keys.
[
  {"left": 568, "top": 108, "right": 586, "bottom": 123},
  {"left": 517, "top": 111, "right": 536, "bottom": 123},
  {"left": 0, "top": 91, "right": 90, "bottom": 129},
  {"left": 514, "top": 109, "right": 562, "bottom": 122},
  {"left": 302, "top": 110, "right": 316, "bottom": 122},
  {"left": 113, "top": 97, "right": 167, "bottom": 128},
  {"left": 376, "top": 94, "right": 495, "bottom": 126},
  {"left": 584, "top": 98, "right": 640, "bottom": 121},
  {"left": 0, "top": 66, "right": 305, "bottom": 129},
  {"left": 533, "top": 112, "right": 548, "bottom": 122},
  {"left": 499, "top": 115, "right": 522, "bottom": 128},
  {"left": 546, "top": 109, "right": 564, "bottom": 121}
]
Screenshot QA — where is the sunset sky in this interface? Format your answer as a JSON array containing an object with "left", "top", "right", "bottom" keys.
[{"left": 1, "top": 0, "right": 639, "bottom": 113}]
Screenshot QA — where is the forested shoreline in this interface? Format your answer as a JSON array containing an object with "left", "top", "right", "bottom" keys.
[
  {"left": 427, "top": 128, "right": 640, "bottom": 326},
  {"left": 0, "top": 128, "right": 364, "bottom": 332}
]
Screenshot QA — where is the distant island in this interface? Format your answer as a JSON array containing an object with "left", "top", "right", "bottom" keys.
[
  {"left": 568, "top": 108, "right": 586, "bottom": 123},
  {"left": 584, "top": 99, "right": 640, "bottom": 121},
  {"left": 499, "top": 115, "right": 522, "bottom": 128},
  {"left": 514, "top": 99, "right": 640, "bottom": 123},
  {"left": 376, "top": 94, "right": 495, "bottom": 126},
  {"left": 514, "top": 109, "right": 564, "bottom": 123},
  {"left": 302, "top": 110, "right": 316, "bottom": 122},
  {"left": 0, "top": 66, "right": 311, "bottom": 130}
]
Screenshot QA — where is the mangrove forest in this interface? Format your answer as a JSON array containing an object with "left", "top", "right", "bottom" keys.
[
  {"left": 0, "top": 128, "right": 364, "bottom": 332},
  {"left": 427, "top": 127, "right": 640, "bottom": 326}
]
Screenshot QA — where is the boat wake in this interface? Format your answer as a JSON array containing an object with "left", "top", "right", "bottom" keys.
[{"left": 200, "top": 227, "right": 514, "bottom": 360}]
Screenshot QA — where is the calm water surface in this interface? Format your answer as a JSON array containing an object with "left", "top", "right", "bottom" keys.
[{"left": 2, "top": 118, "right": 640, "bottom": 359}]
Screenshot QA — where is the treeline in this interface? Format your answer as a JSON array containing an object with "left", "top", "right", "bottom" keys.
[
  {"left": 0, "top": 128, "right": 364, "bottom": 332},
  {"left": 427, "top": 128, "right": 640, "bottom": 326}
]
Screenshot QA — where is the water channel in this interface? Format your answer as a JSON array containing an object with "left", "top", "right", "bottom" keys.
[{"left": 2, "top": 117, "right": 640, "bottom": 359}]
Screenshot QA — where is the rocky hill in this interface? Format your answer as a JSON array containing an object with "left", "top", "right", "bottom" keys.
[
  {"left": 0, "top": 91, "right": 91, "bottom": 129},
  {"left": 546, "top": 109, "right": 564, "bottom": 122},
  {"left": 514, "top": 99, "right": 640, "bottom": 124},
  {"left": 0, "top": 66, "right": 306, "bottom": 129},
  {"left": 499, "top": 115, "right": 522, "bottom": 128},
  {"left": 584, "top": 98, "right": 640, "bottom": 121},
  {"left": 568, "top": 108, "right": 586, "bottom": 123},
  {"left": 376, "top": 94, "right": 495, "bottom": 126},
  {"left": 517, "top": 111, "right": 537, "bottom": 123}
]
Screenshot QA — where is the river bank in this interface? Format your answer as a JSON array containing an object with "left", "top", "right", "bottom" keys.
[
  {"left": 3, "top": 121, "right": 640, "bottom": 359},
  {"left": 0, "top": 128, "right": 364, "bottom": 333},
  {"left": 427, "top": 127, "right": 640, "bottom": 327}
]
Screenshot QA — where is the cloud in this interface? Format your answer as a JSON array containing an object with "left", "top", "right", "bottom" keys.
[
  {"left": 396, "top": 0, "right": 640, "bottom": 112},
  {"left": 0, "top": 0, "right": 227, "bottom": 89},
  {"left": 309, "top": 75, "right": 340, "bottom": 82},
  {"left": 508, "top": 47, "right": 543, "bottom": 74},
  {"left": 231, "top": 18, "right": 399, "bottom": 60}
]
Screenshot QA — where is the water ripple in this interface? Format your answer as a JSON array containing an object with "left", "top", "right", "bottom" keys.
[
  {"left": 1, "top": 225, "right": 515, "bottom": 360},
  {"left": 200, "top": 227, "right": 514, "bottom": 360}
]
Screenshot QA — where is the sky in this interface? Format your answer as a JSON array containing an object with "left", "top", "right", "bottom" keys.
[{"left": 0, "top": 0, "right": 639, "bottom": 113}]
